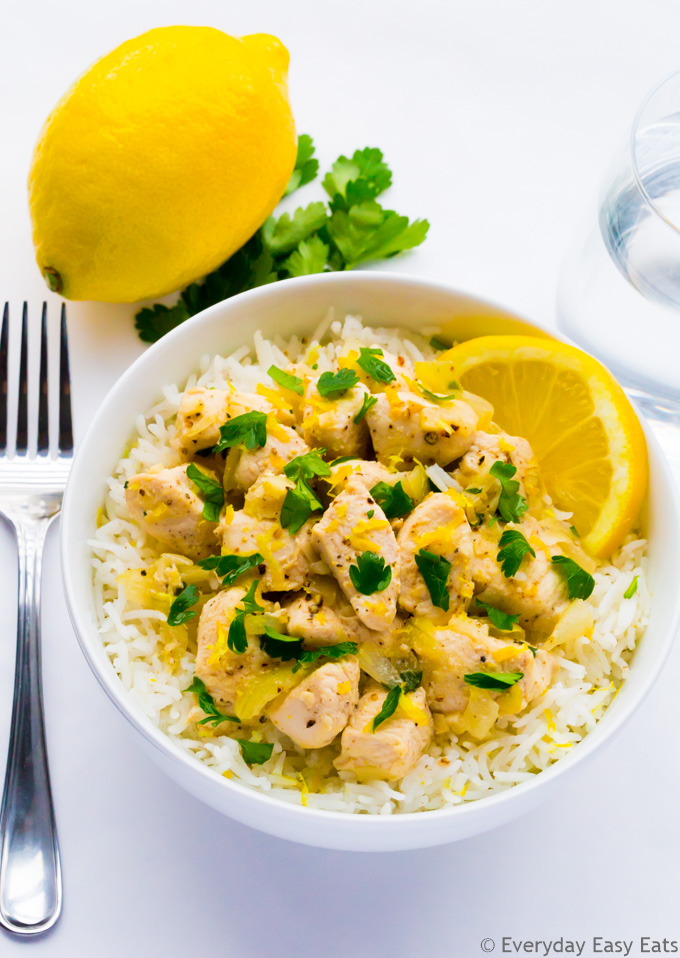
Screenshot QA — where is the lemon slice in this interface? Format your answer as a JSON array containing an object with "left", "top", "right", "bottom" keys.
[{"left": 415, "top": 336, "right": 647, "bottom": 557}]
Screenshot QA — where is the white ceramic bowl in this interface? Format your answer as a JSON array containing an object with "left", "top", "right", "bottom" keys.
[{"left": 61, "top": 272, "right": 680, "bottom": 851}]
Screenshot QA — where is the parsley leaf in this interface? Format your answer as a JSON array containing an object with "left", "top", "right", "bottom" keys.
[
  {"left": 280, "top": 479, "right": 323, "bottom": 534},
  {"left": 213, "top": 411, "right": 268, "bottom": 453},
  {"left": 279, "top": 235, "right": 329, "bottom": 277},
  {"left": 197, "top": 552, "right": 263, "bottom": 586},
  {"left": 268, "top": 365, "right": 304, "bottom": 395},
  {"left": 168, "top": 584, "right": 199, "bottom": 626},
  {"left": 186, "top": 463, "right": 224, "bottom": 522},
  {"left": 317, "top": 368, "right": 360, "bottom": 398},
  {"left": 262, "top": 202, "right": 328, "bottom": 257},
  {"left": 551, "top": 555, "right": 595, "bottom": 600},
  {"left": 185, "top": 676, "right": 240, "bottom": 726},
  {"left": 239, "top": 580, "right": 264, "bottom": 616},
  {"left": 464, "top": 671, "right": 524, "bottom": 691},
  {"left": 356, "top": 346, "right": 396, "bottom": 384},
  {"left": 135, "top": 301, "right": 190, "bottom": 344},
  {"left": 284, "top": 134, "right": 319, "bottom": 196},
  {"left": 489, "top": 461, "right": 528, "bottom": 524},
  {"left": 497, "top": 529, "right": 536, "bottom": 578},
  {"left": 369, "top": 480, "right": 414, "bottom": 519},
  {"left": 414, "top": 549, "right": 451, "bottom": 610},
  {"left": 322, "top": 147, "right": 392, "bottom": 201},
  {"left": 237, "top": 739, "right": 274, "bottom": 765},
  {"left": 330, "top": 456, "right": 359, "bottom": 466},
  {"left": 327, "top": 200, "right": 429, "bottom": 270},
  {"left": 429, "top": 336, "right": 451, "bottom": 351},
  {"left": 372, "top": 684, "right": 402, "bottom": 731},
  {"left": 227, "top": 582, "right": 265, "bottom": 654},
  {"left": 292, "top": 641, "right": 359, "bottom": 673},
  {"left": 399, "top": 669, "right": 423, "bottom": 693},
  {"left": 283, "top": 449, "right": 331, "bottom": 482},
  {"left": 419, "top": 385, "right": 460, "bottom": 404},
  {"left": 353, "top": 392, "right": 378, "bottom": 424},
  {"left": 260, "top": 624, "right": 303, "bottom": 661},
  {"left": 349, "top": 552, "right": 392, "bottom": 595},
  {"left": 476, "top": 599, "right": 520, "bottom": 631},
  {"left": 624, "top": 575, "right": 639, "bottom": 599}
]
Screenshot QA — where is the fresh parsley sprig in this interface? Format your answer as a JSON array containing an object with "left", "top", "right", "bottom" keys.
[
  {"left": 369, "top": 480, "right": 414, "bottom": 520},
  {"left": 348, "top": 552, "right": 392, "bottom": 595},
  {"left": 414, "top": 549, "right": 451, "bottom": 611},
  {"left": 185, "top": 676, "right": 240, "bottom": 726},
  {"left": 280, "top": 450, "right": 330, "bottom": 534},
  {"left": 356, "top": 346, "right": 396, "bottom": 384},
  {"left": 497, "top": 529, "right": 536, "bottom": 578},
  {"left": 213, "top": 411, "right": 268, "bottom": 453},
  {"left": 168, "top": 584, "right": 199, "bottom": 626},
  {"left": 489, "top": 461, "right": 528, "bottom": 524},
  {"left": 317, "top": 368, "right": 359, "bottom": 398},
  {"left": 135, "top": 137, "right": 429, "bottom": 343},
  {"left": 551, "top": 556, "right": 595, "bottom": 600},
  {"left": 197, "top": 552, "right": 263, "bottom": 587},
  {"left": 186, "top": 463, "right": 224, "bottom": 522}
]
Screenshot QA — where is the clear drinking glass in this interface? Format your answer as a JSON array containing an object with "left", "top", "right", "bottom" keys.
[{"left": 558, "top": 69, "right": 680, "bottom": 468}]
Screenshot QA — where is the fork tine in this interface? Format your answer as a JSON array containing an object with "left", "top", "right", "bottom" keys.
[
  {"left": 37, "top": 303, "right": 49, "bottom": 454},
  {"left": 58, "top": 305, "right": 73, "bottom": 455},
  {"left": 15, "top": 303, "right": 28, "bottom": 454},
  {"left": 0, "top": 304, "right": 8, "bottom": 452}
]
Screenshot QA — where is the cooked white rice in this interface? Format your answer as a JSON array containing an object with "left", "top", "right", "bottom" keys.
[{"left": 89, "top": 315, "right": 650, "bottom": 814}]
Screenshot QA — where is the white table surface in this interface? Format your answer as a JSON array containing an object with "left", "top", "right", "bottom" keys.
[{"left": 2, "top": 1, "right": 680, "bottom": 955}]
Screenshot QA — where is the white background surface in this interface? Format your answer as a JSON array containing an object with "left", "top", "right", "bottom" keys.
[{"left": 1, "top": 1, "right": 680, "bottom": 955}]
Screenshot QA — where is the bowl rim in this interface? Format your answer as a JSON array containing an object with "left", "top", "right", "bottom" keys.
[{"left": 61, "top": 269, "right": 680, "bottom": 830}]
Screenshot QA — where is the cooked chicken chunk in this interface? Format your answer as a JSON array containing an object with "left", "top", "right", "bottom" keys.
[
  {"left": 410, "top": 613, "right": 554, "bottom": 713},
  {"left": 268, "top": 657, "right": 360, "bottom": 748},
  {"left": 285, "top": 586, "right": 406, "bottom": 650},
  {"left": 397, "top": 491, "right": 474, "bottom": 618},
  {"left": 125, "top": 463, "right": 218, "bottom": 560},
  {"left": 365, "top": 391, "right": 478, "bottom": 469},
  {"left": 195, "top": 587, "right": 270, "bottom": 711},
  {"left": 172, "top": 387, "right": 270, "bottom": 458},
  {"left": 312, "top": 476, "right": 399, "bottom": 630},
  {"left": 471, "top": 519, "right": 568, "bottom": 634},
  {"left": 455, "top": 430, "right": 541, "bottom": 502},
  {"left": 231, "top": 423, "right": 308, "bottom": 492},
  {"left": 302, "top": 378, "right": 371, "bottom": 459},
  {"left": 335, "top": 685, "right": 432, "bottom": 781},
  {"left": 326, "top": 458, "right": 396, "bottom": 496},
  {"left": 218, "top": 510, "right": 317, "bottom": 592}
]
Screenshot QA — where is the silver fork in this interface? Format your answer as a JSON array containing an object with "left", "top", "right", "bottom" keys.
[{"left": 0, "top": 302, "right": 72, "bottom": 935}]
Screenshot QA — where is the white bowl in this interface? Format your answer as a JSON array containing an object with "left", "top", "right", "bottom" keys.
[{"left": 61, "top": 272, "right": 680, "bottom": 851}]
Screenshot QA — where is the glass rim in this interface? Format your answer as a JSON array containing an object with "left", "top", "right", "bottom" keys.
[{"left": 630, "top": 66, "right": 680, "bottom": 236}]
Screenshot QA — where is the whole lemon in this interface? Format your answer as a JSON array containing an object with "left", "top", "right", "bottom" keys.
[{"left": 28, "top": 27, "right": 297, "bottom": 302}]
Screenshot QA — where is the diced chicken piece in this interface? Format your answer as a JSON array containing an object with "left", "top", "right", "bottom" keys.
[
  {"left": 454, "top": 430, "right": 541, "bottom": 502},
  {"left": 195, "top": 587, "right": 271, "bottom": 711},
  {"left": 326, "top": 458, "right": 396, "bottom": 497},
  {"left": 302, "top": 378, "right": 371, "bottom": 459},
  {"left": 218, "top": 510, "right": 317, "bottom": 592},
  {"left": 410, "top": 613, "right": 554, "bottom": 713},
  {"left": 232, "top": 423, "right": 308, "bottom": 492},
  {"left": 268, "top": 657, "right": 360, "bottom": 748},
  {"left": 172, "top": 387, "right": 270, "bottom": 458},
  {"left": 335, "top": 686, "right": 433, "bottom": 781},
  {"left": 285, "top": 585, "right": 406, "bottom": 650},
  {"left": 365, "top": 391, "right": 478, "bottom": 470},
  {"left": 243, "top": 473, "right": 293, "bottom": 521},
  {"left": 125, "top": 463, "right": 218, "bottom": 560},
  {"left": 312, "top": 476, "right": 399, "bottom": 630},
  {"left": 471, "top": 518, "right": 569, "bottom": 635},
  {"left": 397, "top": 492, "right": 474, "bottom": 618}
]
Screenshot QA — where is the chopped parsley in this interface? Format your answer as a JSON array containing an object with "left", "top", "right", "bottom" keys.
[
  {"left": 464, "top": 671, "right": 524, "bottom": 691},
  {"left": 197, "top": 552, "right": 263, "bottom": 586},
  {"left": 349, "top": 552, "right": 392, "bottom": 595},
  {"left": 293, "top": 641, "right": 359, "bottom": 673},
  {"left": 237, "top": 739, "right": 274, "bottom": 765},
  {"left": 429, "top": 336, "right": 451, "bottom": 352},
  {"left": 283, "top": 449, "right": 331, "bottom": 482},
  {"left": 353, "top": 391, "right": 378, "bottom": 424},
  {"left": 185, "top": 676, "right": 240, "bottom": 726},
  {"left": 228, "top": 582, "right": 264, "bottom": 654},
  {"left": 465, "top": 487, "right": 482, "bottom": 494},
  {"left": 213, "top": 411, "right": 267, "bottom": 453},
  {"left": 624, "top": 575, "right": 639, "bottom": 599},
  {"left": 414, "top": 549, "right": 451, "bottom": 611},
  {"left": 330, "top": 456, "right": 358, "bottom": 466},
  {"left": 186, "top": 462, "right": 224, "bottom": 522},
  {"left": 317, "top": 368, "right": 359, "bottom": 398},
  {"left": 371, "top": 684, "right": 402, "bottom": 731},
  {"left": 260, "top": 624, "right": 303, "bottom": 661},
  {"left": 369, "top": 480, "right": 414, "bottom": 519},
  {"left": 356, "top": 346, "right": 396, "bottom": 384},
  {"left": 476, "top": 599, "right": 519, "bottom": 631},
  {"left": 419, "top": 385, "right": 459, "bottom": 404},
  {"left": 280, "top": 479, "right": 324, "bottom": 534},
  {"left": 399, "top": 669, "right": 423, "bottom": 693},
  {"left": 168, "top": 584, "right": 199, "bottom": 626},
  {"left": 551, "top": 555, "right": 595, "bottom": 600},
  {"left": 497, "top": 529, "right": 535, "bottom": 578},
  {"left": 570, "top": 524, "right": 580, "bottom": 537},
  {"left": 489, "top": 461, "right": 528, "bottom": 524},
  {"left": 268, "top": 365, "right": 304, "bottom": 395}
]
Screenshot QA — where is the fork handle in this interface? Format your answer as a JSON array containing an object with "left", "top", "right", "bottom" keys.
[{"left": 0, "top": 517, "right": 61, "bottom": 935}]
